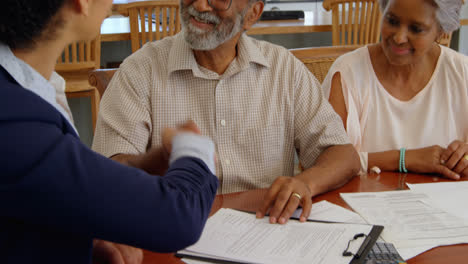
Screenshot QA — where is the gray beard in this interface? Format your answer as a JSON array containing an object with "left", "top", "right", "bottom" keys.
[{"left": 181, "top": 7, "right": 246, "bottom": 50}]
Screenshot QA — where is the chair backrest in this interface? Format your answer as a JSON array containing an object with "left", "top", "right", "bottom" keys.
[
  {"left": 323, "top": 0, "right": 382, "bottom": 46},
  {"left": 56, "top": 35, "right": 101, "bottom": 73},
  {"left": 438, "top": 32, "right": 453, "bottom": 47},
  {"left": 119, "top": 0, "right": 181, "bottom": 53},
  {"left": 290, "top": 45, "right": 360, "bottom": 83},
  {"left": 88, "top": 68, "right": 118, "bottom": 97},
  {"left": 90, "top": 46, "right": 359, "bottom": 97}
]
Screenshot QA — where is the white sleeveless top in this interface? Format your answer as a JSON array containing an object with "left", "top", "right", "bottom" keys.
[{"left": 322, "top": 46, "right": 468, "bottom": 171}]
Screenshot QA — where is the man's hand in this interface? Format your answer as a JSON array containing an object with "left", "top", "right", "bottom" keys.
[
  {"left": 112, "top": 120, "right": 202, "bottom": 175},
  {"left": 162, "top": 120, "right": 201, "bottom": 155},
  {"left": 440, "top": 140, "right": 468, "bottom": 178},
  {"left": 406, "top": 145, "right": 460, "bottom": 180},
  {"left": 255, "top": 144, "right": 359, "bottom": 225},
  {"left": 256, "top": 176, "right": 312, "bottom": 224},
  {"left": 92, "top": 239, "right": 143, "bottom": 264}
]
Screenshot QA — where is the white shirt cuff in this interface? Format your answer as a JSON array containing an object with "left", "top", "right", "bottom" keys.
[{"left": 169, "top": 133, "right": 215, "bottom": 175}]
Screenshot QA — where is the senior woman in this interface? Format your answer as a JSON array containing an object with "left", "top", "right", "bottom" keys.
[
  {"left": 323, "top": 0, "right": 468, "bottom": 179},
  {"left": 0, "top": 0, "right": 218, "bottom": 263}
]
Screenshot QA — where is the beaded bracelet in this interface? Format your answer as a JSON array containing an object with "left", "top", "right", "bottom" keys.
[{"left": 399, "top": 148, "right": 408, "bottom": 173}]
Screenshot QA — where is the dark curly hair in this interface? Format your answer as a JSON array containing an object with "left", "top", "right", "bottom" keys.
[{"left": 0, "top": 0, "right": 72, "bottom": 50}]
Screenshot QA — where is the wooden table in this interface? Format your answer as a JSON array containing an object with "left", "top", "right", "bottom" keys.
[
  {"left": 100, "top": 11, "right": 332, "bottom": 42},
  {"left": 140, "top": 172, "right": 468, "bottom": 264}
]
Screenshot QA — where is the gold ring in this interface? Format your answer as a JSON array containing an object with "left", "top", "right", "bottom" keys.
[
  {"left": 464, "top": 155, "right": 468, "bottom": 161},
  {"left": 291, "top": 192, "right": 302, "bottom": 200}
]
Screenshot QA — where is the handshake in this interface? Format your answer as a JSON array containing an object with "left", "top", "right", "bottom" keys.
[
  {"left": 161, "top": 120, "right": 204, "bottom": 160},
  {"left": 114, "top": 120, "right": 215, "bottom": 176}
]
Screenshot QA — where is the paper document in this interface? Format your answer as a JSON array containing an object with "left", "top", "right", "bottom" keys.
[
  {"left": 292, "top": 200, "right": 367, "bottom": 224},
  {"left": 179, "top": 208, "right": 374, "bottom": 264},
  {"left": 407, "top": 181, "right": 468, "bottom": 220},
  {"left": 341, "top": 190, "right": 468, "bottom": 253},
  {"left": 182, "top": 259, "right": 216, "bottom": 264}
]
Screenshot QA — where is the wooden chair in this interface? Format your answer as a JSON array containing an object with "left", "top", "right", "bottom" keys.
[
  {"left": 323, "top": 0, "right": 382, "bottom": 46},
  {"left": 290, "top": 45, "right": 360, "bottom": 83},
  {"left": 88, "top": 69, "right": 118, "bottom": 98},
  {"left": 290, "top": 45, "right": 360, "bottom": 172},
  {"left": 56, "top": 36, "right": 101, "bottom": 132},
  {"left": 438, "top": 32, "right": 453, "bottom": 47},
  {"left": 89, "top": 46, "right": 360, "bottom": 97},
  {"left": 118, "top": 0, "right": 181, "bottom": 53}
]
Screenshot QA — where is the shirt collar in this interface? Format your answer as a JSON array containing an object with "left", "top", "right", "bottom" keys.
[
  {"left": 0, "top": 43, "right": 77, "bottom": 133},
  {"left": 236, "top": 33, "right": 269, "bottom": 69},
  {"left": 168, "top": 32, "right": 270, "bottom": 79},
  {"left": 168, "top": 32, "right": 198, "bottom": 74}
]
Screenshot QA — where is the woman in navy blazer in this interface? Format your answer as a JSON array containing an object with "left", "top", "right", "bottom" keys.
[{"left": 0, "top": 0, "right": 218, "bottom": 263}]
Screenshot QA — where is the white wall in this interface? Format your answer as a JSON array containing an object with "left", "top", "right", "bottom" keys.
[
  {"left": 254, "top": 1, "right": 331, "bottom": 48},
  {"left": 264, "top": 1, "right": 324, "bottom": 12}
]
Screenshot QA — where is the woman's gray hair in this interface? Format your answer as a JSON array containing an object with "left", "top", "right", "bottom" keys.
[{"left": 378, "top": 0, "right": 462, "bottom": 32}]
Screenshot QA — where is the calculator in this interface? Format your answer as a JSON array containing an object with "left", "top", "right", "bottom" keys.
[{"left": 364, "top": 242, "right": 406, "bottom": 264}]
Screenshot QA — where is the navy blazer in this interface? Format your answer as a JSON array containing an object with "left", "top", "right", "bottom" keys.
[{"left": 0, "top": 66, "right": 218, "bottom": 264}]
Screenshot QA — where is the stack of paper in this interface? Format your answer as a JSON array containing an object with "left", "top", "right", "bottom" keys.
[
  {"left": 179, "top": 208, "right": 376, "bottom": 264},
  {"left": 407, "top": 181, "right": 468, "bottom": 220},
  {"left": 292, "top": 200, "right": 367, "bottom": 224},
  {"left": 341, "top": 189, "right": 468, "bottom": 260}
]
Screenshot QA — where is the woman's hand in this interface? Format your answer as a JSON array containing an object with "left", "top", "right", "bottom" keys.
[
  {"left": 406, "top": 146, "right": 460, "bottom": 180},
  {"left": 440, "top": 140, "right": 468, "bottom": 178}
]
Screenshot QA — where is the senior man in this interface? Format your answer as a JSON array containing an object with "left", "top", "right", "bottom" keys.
[{"left": 93, "top": 0, "right": 360, "bottom": 224}]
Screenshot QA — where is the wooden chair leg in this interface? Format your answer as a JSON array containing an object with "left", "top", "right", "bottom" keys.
[{"left": 90, "top": 87, "right": 100, "bottom": 134}]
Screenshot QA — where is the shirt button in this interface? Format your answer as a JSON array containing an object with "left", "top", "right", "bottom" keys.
[
  {"left": 225, "top": 159, "right": 231, "bottom": 165},
  {"left": 220, "top": 119, "right": 226, "bottom": 126}
]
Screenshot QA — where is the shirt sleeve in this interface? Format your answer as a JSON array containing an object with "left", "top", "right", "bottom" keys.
[
  {"left": 92, "top": 58, "right": 153, "bottom": 157},
  {"left": 292, "top": 57, "right": 350, "bottom": 169},
  {"left": 0, "top": 119, "right": 218, "bottom": 252},
  {"left": 322, "top": 49, "right": 372, "bottom": 173}
]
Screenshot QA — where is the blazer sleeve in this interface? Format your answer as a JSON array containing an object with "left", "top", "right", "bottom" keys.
[{"left": 0, "top": 119, "right": 218, "bottom": 252}]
